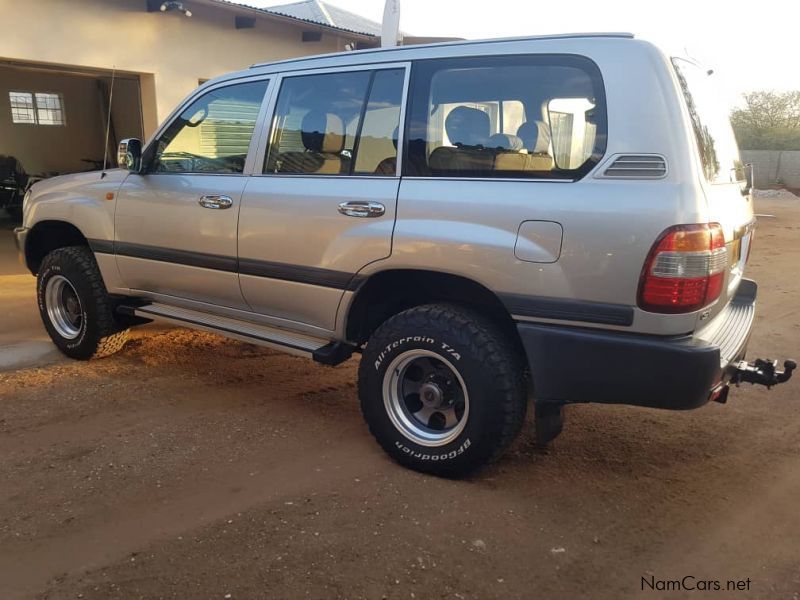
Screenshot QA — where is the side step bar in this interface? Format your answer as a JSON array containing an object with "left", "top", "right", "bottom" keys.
[{"left": 117, "top": 302, "right": 354, "bottom": 364}]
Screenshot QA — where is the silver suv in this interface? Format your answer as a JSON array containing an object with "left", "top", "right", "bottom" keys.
[{"left": 14, "top": 34, "right": 794, "bottom": 477}]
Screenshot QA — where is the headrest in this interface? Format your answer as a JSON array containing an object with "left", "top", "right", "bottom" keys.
[
  {"left": 445, "top": 106, "right": 490, "bottom": 148},
  {"left": 301, "top": 111, "right": 345, "bottom": 154},
  {"left": 517, "top": 121, "right": 552, "bottom": 153},
  {"left": 488, "top": 133, "right": 524, "bottom": 151},
  {"left": 391, "top": 126, "right": 399, "bottom": 150}
]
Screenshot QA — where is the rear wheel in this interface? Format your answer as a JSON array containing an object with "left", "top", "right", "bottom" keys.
[
  {"left": 359, "top": 304, "right": 526, "bottom": 477},
  {"left": 37, "top": 246, "right": 129, "bottom": 360}
]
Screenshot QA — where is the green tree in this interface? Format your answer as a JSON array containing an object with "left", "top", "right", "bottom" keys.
[{"left": 731, "top": 91, "right": 800, "bottom": 150}]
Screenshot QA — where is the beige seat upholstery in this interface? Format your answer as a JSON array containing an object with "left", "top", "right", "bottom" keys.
[
  {"left": 516, "top": 121, "right": 555, "bottom": 171},
  {"left": 488, "top": 133, "right": 524, "bottom": 151},
  {"left": 429, "top": 107, "right": 495, "bottom": 172},
  {"left": 488, "top": 133, "right": 534, "bottom": 172},
  {"left": 275, "top": 111, "right": 348, "bottom": 175}
]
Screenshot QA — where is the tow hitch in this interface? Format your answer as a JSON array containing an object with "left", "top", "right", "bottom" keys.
[{"left": 731, "top": 358, "right": 796, "bottom": 389}]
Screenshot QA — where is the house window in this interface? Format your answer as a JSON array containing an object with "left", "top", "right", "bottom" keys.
[{"left": 9, "top": 91, "right": 65, "bottom": 125}]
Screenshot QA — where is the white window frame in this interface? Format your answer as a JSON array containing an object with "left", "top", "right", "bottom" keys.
[{"left": 9, "top": 91, "right": 66, "bottom": 126}]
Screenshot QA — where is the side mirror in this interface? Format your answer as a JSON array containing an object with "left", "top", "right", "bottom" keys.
[{"left": 117, "top": 138, "right": 143, "bottom": 172}]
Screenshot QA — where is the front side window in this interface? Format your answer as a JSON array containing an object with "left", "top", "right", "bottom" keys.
[
  {"left": 151, "top": 80, "right": 268, "bottom": 174},
  {"left": 9, "top": 91, "right": 65, "bottom": 125},
  {"left": 405, "top": 55, "right": 607, "bottom": 179},
  {"left": 264, "top": 68, "right": 405, "bottom": 176},
  {"left": 672, "top": 58, "right": 745, "bottom": 183}
]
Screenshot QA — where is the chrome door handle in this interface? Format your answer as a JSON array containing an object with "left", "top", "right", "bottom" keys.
[
  {"left": 338, "top": 201, "right": 385, "bottom": 218},
  {"left": 199, "top": 195, "right": 233, "bottom": 209}
]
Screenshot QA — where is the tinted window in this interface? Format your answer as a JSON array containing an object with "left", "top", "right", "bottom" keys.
[
  {"left": 353, "top": 69, "right": 405, "bottom": 175},
  {"left": 672, "top": 58, "right": 745, "bottom": 183},
  {"left": 152, "top": 80, "right": 268, "bottom": 174},
  {"left": 405, "top": 55, "right": 607, "bottom": 179},
  {"left": 264, "top": 68, "right": 404, "bottom": 176}
]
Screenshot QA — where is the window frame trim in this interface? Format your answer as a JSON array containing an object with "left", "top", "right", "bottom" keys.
[
  {"left": 402, "top": 53, "right": 608, "bottom": 181},
  {"left": 141, "top": 75, "right": 274, "bottom": 177},
  {"left": 252, "top": 61, "right": 412, "bottom": 180},
  {"left": 9, "top": 90, "right": 66, "bottom": 126}
]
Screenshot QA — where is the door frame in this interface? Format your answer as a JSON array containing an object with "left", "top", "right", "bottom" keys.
[
  {"left": 249, "top": 61, "right": 412, "bottom": 180},
  {"left": 139, "top": 73, "right": 276, "bottom": 177}
]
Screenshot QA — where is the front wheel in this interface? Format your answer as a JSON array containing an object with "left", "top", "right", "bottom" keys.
[
  {"left": 37, "top": 246, "right": 129, "bottom": 360},
  {"left": 358, "top": 304, "right": 527, "bottom": 477}
]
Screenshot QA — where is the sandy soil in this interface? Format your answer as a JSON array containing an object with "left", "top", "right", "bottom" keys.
[{"left": 1, "top": 198, "right": 799, "bottom": 600}]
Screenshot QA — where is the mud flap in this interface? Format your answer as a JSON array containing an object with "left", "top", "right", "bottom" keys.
[{"left": 535, "top": 403, "right": 564, "bottom": 445}]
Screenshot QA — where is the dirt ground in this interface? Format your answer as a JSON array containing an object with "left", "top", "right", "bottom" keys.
[{"left": 1, "top": 197, "right": 799, "bottom": 600}]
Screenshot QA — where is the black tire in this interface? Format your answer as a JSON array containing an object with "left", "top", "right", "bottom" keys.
[
  {"left": 37, "top": 246, "right": 129, "bottom": 360},
  {"left": 358, "top": 304, "right": 527, "bottom": 478}
]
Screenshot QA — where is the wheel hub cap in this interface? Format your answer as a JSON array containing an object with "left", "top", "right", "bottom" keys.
[{"left": 419, "top": 381, "right": 444, "bottom": 408}]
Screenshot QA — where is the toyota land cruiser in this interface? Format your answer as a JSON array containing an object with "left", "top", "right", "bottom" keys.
[{"left": 14, "top": 33, "right": 794, "bottom": 477}]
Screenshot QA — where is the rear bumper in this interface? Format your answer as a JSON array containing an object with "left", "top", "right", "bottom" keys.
[{"left": 517, "top": 279, "right": 757, "bottom": 410}]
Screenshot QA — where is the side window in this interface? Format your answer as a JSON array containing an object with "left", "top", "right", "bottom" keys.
[
  {"left": 152, "top": 80, "right": 268, "bottom": 174},
  {"left": 547, "top": 98, "right": 598, "bottom": 169},
  {"left": 353, "top": 69, "right": 405, "bottom": 175},
  {"left": 672, "top": 59, "right": 745, "bottom": 183},
  {"left": 405, "top": 56, "right": 607, "bottom": 180},
  {"left": 264, "top": 68, "right": 404, "bottom": 176}
]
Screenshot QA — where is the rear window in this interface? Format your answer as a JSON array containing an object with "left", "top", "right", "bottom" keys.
[
  {"left": 404, "top": 55, "right": 607, "bottom": 180},
  {"left": 672, "top": 58, "right": 745, "bottom": 184}
]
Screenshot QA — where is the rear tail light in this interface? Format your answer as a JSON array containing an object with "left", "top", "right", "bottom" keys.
[{"left": 638, "top": 223, "right": 727, "bottom": 313}]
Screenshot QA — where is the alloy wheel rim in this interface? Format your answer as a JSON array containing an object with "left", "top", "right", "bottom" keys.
[
  {"left": 45, "top": 275, "right": 83, "bottom": 339},
  {"left": 383, "top": 349, "right": 469, "bottom": 447}
]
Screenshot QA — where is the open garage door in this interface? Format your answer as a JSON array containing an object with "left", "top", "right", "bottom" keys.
[{"left": 0, "top": 61, "right": 144, "bottom": 182}]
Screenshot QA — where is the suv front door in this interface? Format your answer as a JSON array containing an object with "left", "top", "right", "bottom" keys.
[
  {"left": 239, "top": 65, "right": 408, "bottom": 332},
  {"left": 114, "top": 78, "right": 269, "bottom": 309}
]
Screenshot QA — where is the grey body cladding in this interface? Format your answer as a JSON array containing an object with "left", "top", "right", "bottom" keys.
[
  {"left": 88, "top": 239, "right": 363, "bottom": 291},
  {"left": 499, "top": 293, "right": 634, "bottom": 326},
  {"left": 89, "top": 239, "right": 635, "bottom": 326}
]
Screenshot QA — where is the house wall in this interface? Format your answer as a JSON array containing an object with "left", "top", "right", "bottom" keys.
[
  {"left": 0, "top": 0, "right": 356, "bottom": 139},
  {"left": 0, "top": 65, "right": 140, "bottom": 174}
]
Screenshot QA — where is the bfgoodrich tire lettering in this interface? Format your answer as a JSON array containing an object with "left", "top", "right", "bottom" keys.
[
  {"left": 37, "top": 246, "right": 129, "bottom": 360},
  {"left": 358, "top": 304, "right": 527, "bottom": 477}
]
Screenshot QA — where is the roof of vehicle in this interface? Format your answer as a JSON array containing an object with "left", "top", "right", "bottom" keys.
[
  {"left": 196, "top": 32, "right": 640, "bottom": 90},
  {"left": 248, "top": 32, "right": 636, "bottom": 70}
]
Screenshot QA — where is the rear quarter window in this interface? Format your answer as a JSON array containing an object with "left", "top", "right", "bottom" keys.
[
  {"left": 404, "top": 54, "right": 607, "bottom": 180},
  {"left": 672, "top": 58, "right": 745, "bottom": 184}
]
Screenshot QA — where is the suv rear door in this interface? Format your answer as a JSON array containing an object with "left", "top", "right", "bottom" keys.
[
  {"left": 114, "top": 78, "right": 270, "bottom": 309},
  {"left": 238, "top": 64, "right": 409, "bottom": 332}
]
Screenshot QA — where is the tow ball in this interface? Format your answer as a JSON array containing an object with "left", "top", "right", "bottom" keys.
[{"left": 731, "top": 358, "right": 797, "bottom": 389}]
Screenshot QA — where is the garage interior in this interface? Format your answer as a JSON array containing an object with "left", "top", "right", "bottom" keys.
[{"left": 0, "top": 61, "right": 145, "bottom": 180}]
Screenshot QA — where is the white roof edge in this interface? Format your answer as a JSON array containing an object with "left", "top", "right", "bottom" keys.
[{"left": 249, "top": 32, "right": 636, "bottom": 69}]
